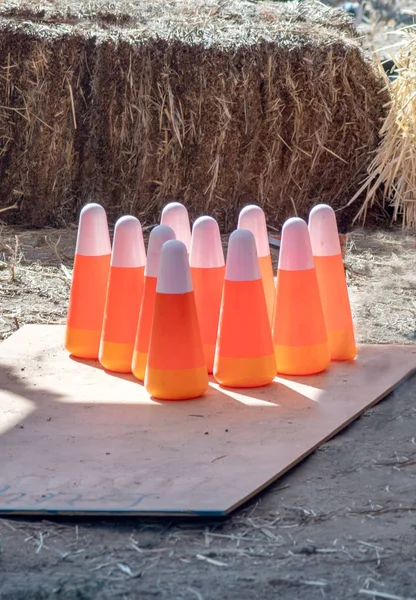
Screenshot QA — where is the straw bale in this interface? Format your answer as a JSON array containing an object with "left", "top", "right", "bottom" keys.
[
  {"left": 349, "top": 33, "right": 416, "bottom": 229},
  {"left": 0, "top": 0, "right": 389, "bottom": 231}
]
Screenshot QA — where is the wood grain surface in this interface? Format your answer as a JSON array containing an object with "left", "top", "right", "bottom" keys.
[{"left": 0, "top": 325, "right": 415, "bottom": 516}]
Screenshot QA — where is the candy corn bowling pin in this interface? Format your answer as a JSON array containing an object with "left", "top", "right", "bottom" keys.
[
  {"left": 238, "top": 205, "right": 275, "bottom": 325},
  {"left": 99, "top": 216, "right": 146, "bottom": 372},
  {"left": 161, "top": 202, "right": 191, "bottom": 253},
  {"left": 190, "top": 216, "right": 225, "bottom": 373},
  {"left": 65, "top": 203, "right": 111, "bottom": 359},
  {"left": 309, "top": 204, "right": 357, "bottom": 361},
  {"left": 272, "top": 217, "right": 330, "bottom": 375},
  {"left": 145, "top": 240, "right": 208, "bottom": 400},
  {"left": 214, "top": 229, "right": 276, "bottom": 387},
  {"left": 131, "top": 225, "right": 175, "bottom": 381}
]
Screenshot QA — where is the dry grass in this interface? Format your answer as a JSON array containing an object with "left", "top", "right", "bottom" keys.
[
  {"left": 345, "top": 229, "right": 416, "bottom": 343},
  {"left": 0, "top": 227, "right": 73, "bottom": 340},
  {"left": 349, "top": 31, "right": 416, "bottom": 228},
  {"left": 0, "top": 0, "right": 388, "bottom": 232}
]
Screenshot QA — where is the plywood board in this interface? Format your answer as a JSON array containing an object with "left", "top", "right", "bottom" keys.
[{"left": 0, "top": 325, "right": 415, "bottom": 516}]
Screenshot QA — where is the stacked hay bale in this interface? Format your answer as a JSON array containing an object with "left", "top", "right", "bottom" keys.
[{"left": 0, "top": 0, "right": 389, "bottom": 230}]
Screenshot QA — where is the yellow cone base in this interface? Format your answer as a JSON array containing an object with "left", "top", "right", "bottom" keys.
[
  {"left": 328, "top": 330, "right": 357, "bottom": 361},
  {"left": 214, "top": 355, "right": 276, "bottom": 388},
  {"left": 145, "top": 366, "right": 208, "bottom": 400},
  {"left": 275, "top": 343, "right": 330, "bottom": 376},
  {"left": 99, "top": 340, "right": 134, "bottom": 373},
  {"left": 203, "top": 343, "right": 216, "bottom": 374},
  {"left": 131, "top": 351, "right": 148, "bottom": 381},
  {"left": 65, "top": 326, "right": 101, "bottom": 360}
]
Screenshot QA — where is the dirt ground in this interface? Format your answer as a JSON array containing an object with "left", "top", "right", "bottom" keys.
[{"left": 0, "top": 225, "right": 415, "bottom": 600}]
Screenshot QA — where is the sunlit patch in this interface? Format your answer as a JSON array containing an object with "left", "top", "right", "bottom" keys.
[
  {"left": 0, "top": 393, "right": 35, "bottom": 435},
  {"left": 274, "top": 377, "right": 323, "bottom": 403},
  {"left": 209, "top": 382, "right": 279, "bottom": 407}
]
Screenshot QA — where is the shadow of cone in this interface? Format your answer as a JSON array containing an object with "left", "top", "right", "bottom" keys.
[
  {"left": 99, "top": 216, "right": 146, "bottom": 373},
  {"left": 132, "top": 225, "right": 176, "bottom": 381},
  {"left": 190, "top": 216, "right": 225, "bottom": 374},
  {"left": 238, "top": 205, "right": 275, "bottom": 326},
  {"left": 272, "top": 217, "right": 330, "bottom": 375},
  {"left": 160, "top": 202, "right": 191, "bottom": 254},
  {"left": 309, "top": 204, "right": 357, "bottom": 361},
  {"left": 145, "top": 240, "right": 208, "bottom": 400},
  {"left": 214, "top": 229, "right": 276, "bottom": 388},
  {"left": 65, "top": 203, "right": 111, "bottom": 359}
]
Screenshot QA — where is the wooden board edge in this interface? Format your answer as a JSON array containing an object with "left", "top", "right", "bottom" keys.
[
  {"left": 224, "top": 364, "right": 416, "bottom": 516},
  {"left": 0, "top": 507, "right": 228, "bottom": 518}
]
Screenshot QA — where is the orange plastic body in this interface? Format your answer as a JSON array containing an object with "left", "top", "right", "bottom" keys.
[
  {"left": 214, "top": 279, "right": 276, "bottom": 388},
  {"left": 99, "top": 266, "right": 145, "bottom": 373},
  {"left": 191, "top": 265, "right": 225, "bottom": 373},
  {"left": 131, "top": 275, "right": 158, "bottom": 381},
  {"left": 273, "top": 268, "right": 330, "bottom": 375},
  {"left": 314, "top": 255, "right": 357, "bottom": 361},
  {"left": 145, "top": 292, "right": 208, "bottom": 400},
  {"left": 65, "top": 253, "right": 111, "bottom": 359},
  {"left": 258, "top": 254, "right": 275, "bottom": 326}
]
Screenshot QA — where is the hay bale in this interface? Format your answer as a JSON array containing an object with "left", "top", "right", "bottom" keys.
[
  {"left": 0, "top": 0, "right": 389, "bottom": 231},
  {"left": 349, "top": 34, "right": 416, "bottom": 229}
]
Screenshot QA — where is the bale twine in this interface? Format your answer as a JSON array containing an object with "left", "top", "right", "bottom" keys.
[{"left": 0, "top": 0, "right": 389, "bottom": 231}]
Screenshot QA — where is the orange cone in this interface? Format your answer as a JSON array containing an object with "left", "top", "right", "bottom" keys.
[
  {"left": 238, "top": 205, "right": 275, "bottom": 325},
  {"left": 272, "top": 217, "right": 330, "bottom": 375},
  {"left": 131, "top": 225, "right": 176, "bottom": 381},
  {"left": 213, "top": 229, "right": 276, "bottom": 388},
  {"left": 65, "top": 203, "right": 111, "bottom": 359},
  {"left": 190, "top": 216, "right": 225, "bottom": 374},
  {"left": 145, "top": 240, "right": 208, "bottom": 400},
  {"left": 160, "top": 202, "right": 191, "bottom": 253},
  {"left": 309, "top": 204, "right": 357, "bottom": 361},
  {"left": 99, "top": 216, "right": 146, "bottom": 372}
]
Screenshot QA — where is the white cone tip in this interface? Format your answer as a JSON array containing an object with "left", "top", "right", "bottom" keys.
[
  {"left": 146, "top": 225, "right": 176, "bottom": 277},
  {"left": 225, "top": 229, "right": 261, "bottom": 282},
  {"left": 308, "top": 204, "right": 341, "bottom": 257},
  {"left": 76, "top": 203, "right": 111, "bottom": 257},
  {"left": 278, "top": 217, "right": 314, "bottom": 271},
  {"left": 111, "top": 216, "right": 146, "bottom": 268},
  {"left": 160, "top": 202, "right": 191, "bottom": 253},
  {"left": 190, "top": 216, "right": 225, "bottom": 268},
  {"left": 157, "top": 240, "right": 193, "bottom": 294},
  {"left": 238, "top": 204, "right": 270, "bottom": 258}
]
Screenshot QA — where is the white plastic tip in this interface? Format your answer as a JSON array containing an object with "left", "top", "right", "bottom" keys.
[
  {"left": 157, "top": 240, "right": 193, "bottom": 294},
  {"left": 238, "top": 204, "right": 270, "bottom": 258},
  {"left": 111, "top": 216, "right": 146, "bottom": 268},
  {"left": 146, "top": 225, "right": 176, "bottom": 277},
  {"left": 76, "top": 203, "right": 111, "bottom": 257},
  {"left": 278, "top": 217, "right": 314, "bottom": 271},
  {"left": 190, "top": 216, "right": 225, "bottom": 268},
  {"left": 225, "top": 229, "right": 260, "bottom": 282},
  {"left": 308, "top": 204, "right": 341, "bottom": 257},
  {"left": 160, "top": 202, "right": 191, "bottom": 253}
]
